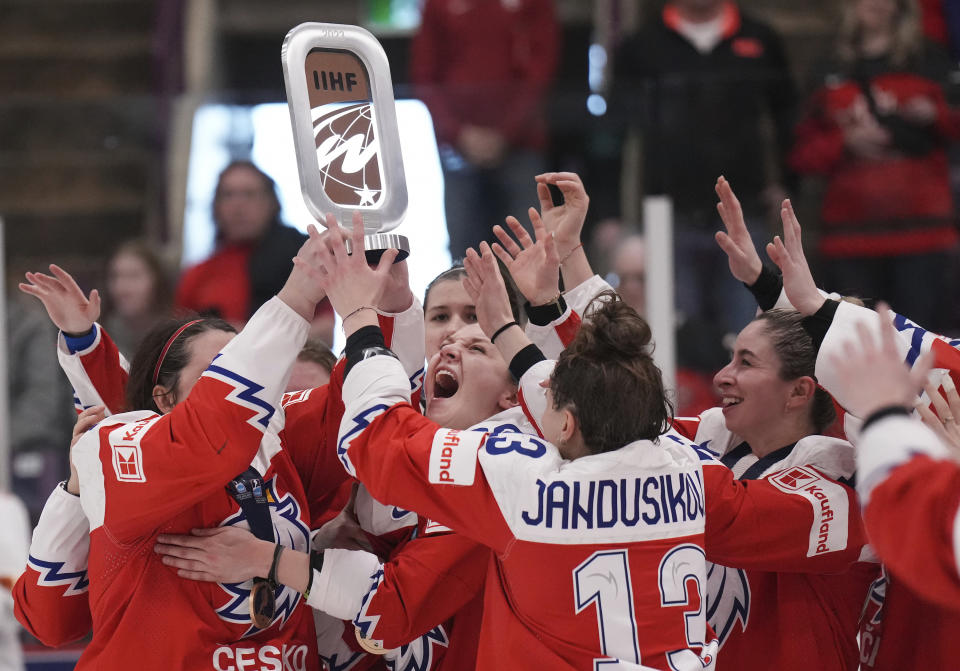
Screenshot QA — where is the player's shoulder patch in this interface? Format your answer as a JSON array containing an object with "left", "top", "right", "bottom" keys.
[
  {"left": 281, "top": 388, "right": 314, "bottom": 407},
  {"left": 428, "top": 428, "right": 485, "bottom": 486},
  {"left": 768, "top": 464, "right": 851, "bottom": 557},
  {"left": 105, "top": 413, "right": 161, "bottom": 484}
]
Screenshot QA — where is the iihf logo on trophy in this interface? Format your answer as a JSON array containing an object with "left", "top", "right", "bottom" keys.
[
  {"left": 312, "top": 102, "right": 383, "bottom": 208},
  {"left": 283, "top": 22, "right": 410, "bottom": 258}
]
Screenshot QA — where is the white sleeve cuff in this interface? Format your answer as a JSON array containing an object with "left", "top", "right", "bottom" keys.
[
  {"left": 306, "top": 548, "right": 382, "bottom": 619},
  {"left": 857, "top": 413, "right": 950, "bottom": 505}
]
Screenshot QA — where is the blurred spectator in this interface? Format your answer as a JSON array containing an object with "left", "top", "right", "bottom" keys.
[
  {"left": 175, "top": 161, "right": 332, "bottom": 331},
  {"left": 411, "top": 0, "right": 559, "bottom": 259},
  {"left": 103, "top": 240, "right": 173, "bottom": 358},
  {"left": 287, "top": 337, "right": 337, "bottom": 392},
  {"left": 612, "top": 0, "right": 796, "bottom": 334},
  {"left": 0, "top": 491, "right": 28, "bottom": 671},
  {"left": 5, "top": 288, "right": 73, "bottom": 518},
  {"left": 790, "top": 0, "right": 960, "bottom": 330},
  {"left": 607, "top": 234, "right": 726, "bottom": 415}
]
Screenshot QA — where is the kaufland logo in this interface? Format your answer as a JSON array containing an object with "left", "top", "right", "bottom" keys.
[
  {"left": 112, "top": 445, "right": 145, "bottom": 482},
  {"left": 772, "top": 467, "right": 817, "bottom": 491}
]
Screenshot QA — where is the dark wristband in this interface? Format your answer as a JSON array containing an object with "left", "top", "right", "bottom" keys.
[
  {"left": 509, "top": 344, "right": 547, "bottom": 382},
  {"left": 800, "top": 299, "right": 839, "bottom": 351},
  {"left": 525, "top": 295, "right": 568, "bottom": 326},
  {"left": 745, "top": 265, "right": 783, "bottom": 312},
  {"left": 303, "top": 550, "right": 324, "bottom": 598},
  {"left": 344, "top": 325, "right": 386, "bottom": 377},
  {"left": 267, "top": 543, "right": 284, "bottom": 588},
  {"left": 861, "top": 405, "right": 911, "bottom": 432},
  {"left": 490, "top": 321, "right": 519, "bottom": 344}
]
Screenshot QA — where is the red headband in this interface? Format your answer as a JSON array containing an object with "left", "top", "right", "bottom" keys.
[{"left": 153, "top": 319, "right": 203, "bottom": 385}]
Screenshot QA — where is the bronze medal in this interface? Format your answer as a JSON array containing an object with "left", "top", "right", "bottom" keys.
[
  {"left": 249, "top": 579, "right": 276, "bottom": 629},
  {"left": 355, "top": 627, "right": 387, "bottom": 655}
]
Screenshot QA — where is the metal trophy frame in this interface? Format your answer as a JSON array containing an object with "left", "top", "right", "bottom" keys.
[{"left": 282, "top": 22, "right": 409, "bottom": 261}]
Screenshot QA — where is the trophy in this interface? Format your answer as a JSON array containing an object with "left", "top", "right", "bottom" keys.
[{"left": 282, "top": 23, "right": 409, "bottom": 262}]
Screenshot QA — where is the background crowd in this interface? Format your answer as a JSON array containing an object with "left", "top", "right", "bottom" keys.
[{"left": 3, "top": 0, "right": 960, "bottom": 666}]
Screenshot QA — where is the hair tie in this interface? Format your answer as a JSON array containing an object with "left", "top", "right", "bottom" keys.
[{"left": 153, "top": 319, "right": 203, "bottom": 385}]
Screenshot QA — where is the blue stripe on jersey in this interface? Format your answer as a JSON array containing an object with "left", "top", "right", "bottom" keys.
[
  {"left": 28, "top": 555, "right": 89, "bottom": 592},
  {"left": 205, "top": 363, "right": 275, "bottom": 430}
]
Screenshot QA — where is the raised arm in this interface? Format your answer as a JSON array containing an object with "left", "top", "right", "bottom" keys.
[
  {"left": 72, "top": 230, "right": 327, "bottom": 541},
  {"left": 825, "top": 306, "right": 960, "bottom": 608}
]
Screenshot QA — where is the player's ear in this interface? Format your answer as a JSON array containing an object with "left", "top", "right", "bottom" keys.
[
  {"left": 786, "top": 376, "right": 816, "bottom": 411},
  {"left": 153, "top": 384, "right": 176, "bottom": 414},
  {"left": 560, "top": 407, "right": 578, "bottom": 443},
  {"left": 498, "top": 385, "right": 519, "bottom": 410}
]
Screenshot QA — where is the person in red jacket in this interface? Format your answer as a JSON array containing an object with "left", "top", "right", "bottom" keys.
[
  {"left": 789, "top": 0, "right": 960, "bottom": 330},
  {"left": 410, "top": 0, "right": 559, "bottom": 258},
  {"left": 176, "top": 160, "right": 334, "bottom": 339}
]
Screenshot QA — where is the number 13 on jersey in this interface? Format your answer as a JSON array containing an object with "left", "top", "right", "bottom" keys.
[{"left": 573, "top": 545, "right": 718, "bottom": 670}]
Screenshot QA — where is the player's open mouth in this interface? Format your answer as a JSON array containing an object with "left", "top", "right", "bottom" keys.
[
  {"left": 721, "top": 396, "right": 742, "bottom": 407},
  {"left": 433, "top": 368, "right": 460, "bottom": 399}
]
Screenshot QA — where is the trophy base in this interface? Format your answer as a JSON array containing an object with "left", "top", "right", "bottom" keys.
[{"left": 345, "top": 233, "right": 410, "bottom": 264}]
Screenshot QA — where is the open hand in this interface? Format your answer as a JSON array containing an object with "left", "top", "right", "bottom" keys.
[
  {"left": 462, "top": 243, "right": 516, "bottom": 338},
  {"left": 491, "top": 208, "right": 560, "bottom": 306},
  {"left": 535, "top": 172, "right": 589, "bottom": 260},
  {"left": 296, "top": 212, "right": 399, "bottom": 331},
  {"left": 766, "top": 199, "right": 824, "bottom": 316},
  {"left": 155, "top": 526, "right": 268, "bottom": 583},
  {"left": 19, "top": 264, "right": 100, "bottom": 334},
  {"left": 714, "top": 176, "right": 763, "bottom": 284},
  {"left": 916, "top": 373, "right": 960, "bottom": 460}
]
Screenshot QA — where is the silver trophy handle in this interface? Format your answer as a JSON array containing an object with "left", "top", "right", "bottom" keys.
[{"left": 344, "top": 233, "right": 410, "bottom": 263}]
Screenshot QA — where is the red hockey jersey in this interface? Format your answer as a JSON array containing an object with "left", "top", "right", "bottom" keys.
[
  {"left": 53, "top": 297, "right": 320, "bottom": 670},
  {"left": 526, "top": 274, "right": 873, "bottom": 671},
  {"left": 337, "top": 351, "right": 866, "bottom": 670}
]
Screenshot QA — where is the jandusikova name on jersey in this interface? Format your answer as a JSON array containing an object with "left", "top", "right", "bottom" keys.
[{"left": 521, "top": 472, "right": 705, "bottom": 530}]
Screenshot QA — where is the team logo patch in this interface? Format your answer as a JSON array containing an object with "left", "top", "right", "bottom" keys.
[
  {"left": 112, "top": 444, "right": 146, "bottom": 482},
  {"left": 428, "top": 429, "right": 484, "bottom": 486}
]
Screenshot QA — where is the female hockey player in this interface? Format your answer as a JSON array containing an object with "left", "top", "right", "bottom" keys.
[
  {"left": 12, "top": 226, "right": 378, "bottom": 670},
  {"left": 300, "top": 217, "right": 866, "bottom": 670},
  {"left": 724, "top": 184, "right": 960, "bottom": 671}
]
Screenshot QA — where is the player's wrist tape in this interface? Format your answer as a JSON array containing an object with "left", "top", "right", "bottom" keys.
[
  {"left": 267, "top": 543, "right": 284, "bottom": 589},
  {"left": 861, "top": 405, "right": 912, "bottom": 432},
  {"left": 344, "top": 324, "right": 387, "bottom": 377},
  {"left": 525, "top": 295, "right": 567, "bottom": 326},
  {"left": 744, "top": 264, "right": 783, "bottom": 312},
  {"left": 509, "top": 344, "right": 547, "bottom": 382},
  {"left": 490, "top": 321, "right": 519, "bottom": 344},
  {"left": 303, "top": 550, "right": 324, "bottom": 599},
  {"left": 63, "top": 326, "right": 97, "bottom": 353}
]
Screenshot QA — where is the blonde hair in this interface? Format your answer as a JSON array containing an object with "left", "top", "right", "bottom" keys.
[{"left": 837, "top": 0, "right": 922, "bottom": 67}]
